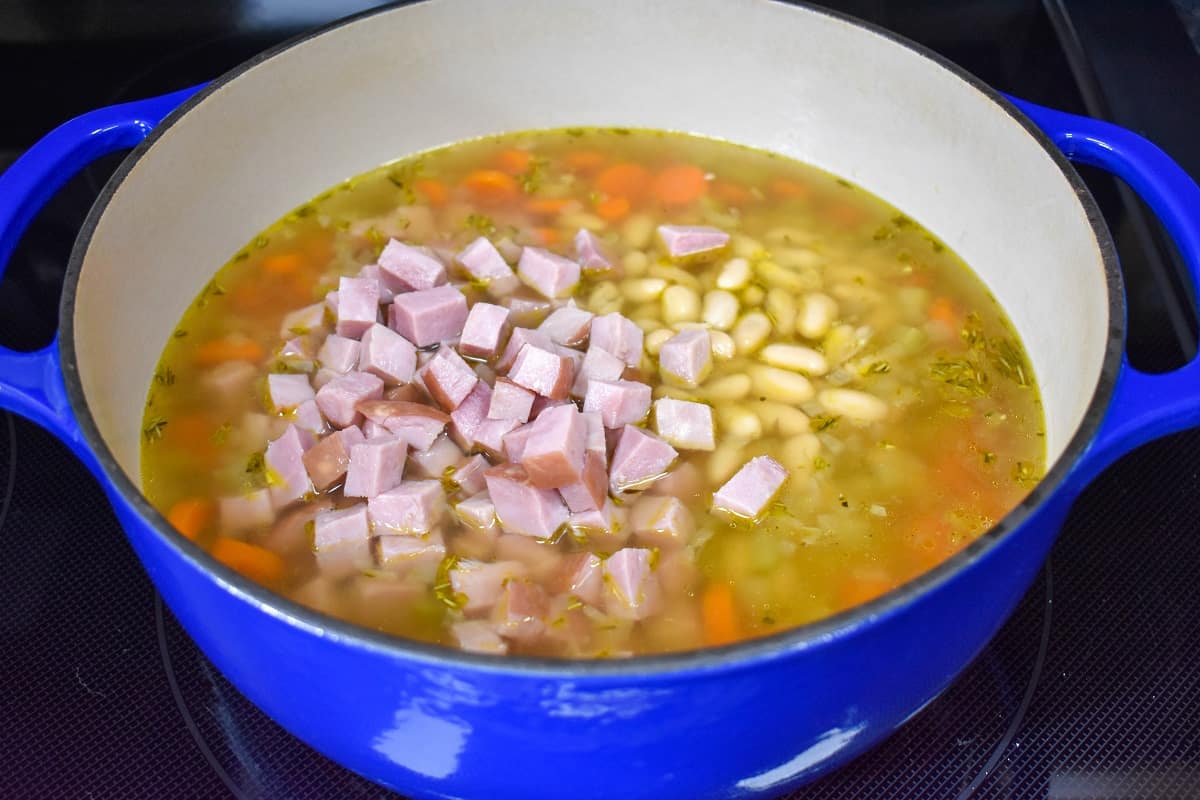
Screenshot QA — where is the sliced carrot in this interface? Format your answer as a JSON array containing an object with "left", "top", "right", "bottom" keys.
[
  {"left": 262, "top": 253, "right": 302, "bottom": 275},
  {"left": 461, "top": 170, "right": 520, "bottom": 206},
  {"left": 415, "top": 178, "right": 449, "bottom": 208},
  {"left": 701, "top": 582, "right": 742, "bottom": 646},
  {"left": 166, "top": 497, "right": 214, "bottom": 541},
  {"left": 713, "top": 180, "right": 752, "bottom": 207},
  {"left": 768, "top": 178, "right": 808, "bottom": 199},
  {"left": 595, "top": 163, "right": 651, "bottom": 203},
  {"left": 195, "top": 337, "right": 265, "bottom": 366},
  {"left": 494, "top": 148, "right": 534, "bottom": 175},
  {"left": 565, "top": 150, "right": 606, "bottom": 174},
  {"left": 533, "top": 227, "right": 560, "bottom": 246},
  {"left": 929, "top": 296, "right": 960, "bottom": 330},
  {"left": 526, "top": 197, "right": 573, "bottom": 217},
  {"left": 594, "top": 195, "right": 631, "bottom": 222},
  {"left": 826, "top": 202, "right": 866, "bottom": 229},
  {"left": 163, "top": 413, "right": 218, "bottom": 465},
  {"left": 211, "top": 537, "right": 286, "bottom": 586},
  {"left": 651, "top": 164, "right": 708, "bottom": 207}
]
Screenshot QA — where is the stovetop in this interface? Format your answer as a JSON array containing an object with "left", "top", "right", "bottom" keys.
[{"left": 1, "top": 2, "right": 1198, "bottom": 798}]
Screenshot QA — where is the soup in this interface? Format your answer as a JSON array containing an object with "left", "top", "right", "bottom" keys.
[{"left": 141, "top": 129, "right": 1044, "bottom": 657}]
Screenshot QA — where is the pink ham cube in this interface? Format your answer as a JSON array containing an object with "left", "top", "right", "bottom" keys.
[
  {"left": 574, "top": 229, "right": 616, "bottom": 276},
  {"left": 405, "top": 435, "right": 464, "bottom": 480},
  {"left": 388, "top": 285, "right": 468, "bottom": 347},
  {"left": 508, "top": 343, "right": 575, "bottom": 400},
  {"left": 659, "top": 328, "right": 712, "bottom": 387},
  {"left": 336, "top": 276, "right": 380, "bottom": 339},
  {"left": 292, "top": 398, "right": 327, "bottom": 436},
  {"left": 358, "top": 400, "right": 448, "bottom": 450},
  {"left": 317, "top": 335, "right": 361, "bottom": 373},
  {"left": 267, "top": 373, "right": 314, "bottom": 411},
  {"left": 343, "top": 436, "right": 407, "bottom": 498},
  {"left": 583, "top": 379, "right": 652, "bottom": 429},
  {"left": 712, "top": 456, "right": 789, "bottom": 520},
  {"left": 420, "top": 345, "right": 479, "bottom": 412},
  {"left": 358, "top": 263, "right": 396, "bottom": 303},
  {"left": 551, "top": 552, "right": 604, "bottom": 607},
  {"left": 557, "top": 451, "right": 608, "bottom": 513},
  {"left": 313, "top": 504, "right": 370, "bottom": 551},
  {"left": 488, "top": 378, "right": 535, "bottom": 422},
  {"left": 219, "top": 489, "right": 273, "bottom": 532},
  {"left": 491, "top": 579, "right": 549, "bottom": 642},
  {"left": 652, "top": 397, "right": 715, "bottom": 450},
  {"left": 568, "top": 499, "right": 629, "bottom": 551},
  {"left": 494, "top": 535, "right": 563, "bottom": 582},
  {"left": 454, "top": 491, "right": 497, "bottom": 530},
  {"left": 472, "top": 418, "right": 522, "bottom": 459},
  {"left": 496, "top": 327, "right": 553, "bottom": 373},
  {"left": 280, "top": 302, "right": 327, "bottom": 338},
  {"left": 459, "top": 302, "right": 512, "bottom": 360},
  {"left": 517, "top": 246, "right": 581, "bottom": 299},
  {"left": 609, "top": 426, "right": 678, "bottom": 493},
  {"left": 505, "top": 293, "right": 555, "bottom": 328},
  {"left": 368, "top": 480, "right": 444, "bottom": 534},
  {"left": 378, "top": 238, "right": 448, "bottom": 292},
  {"left": 570, "top": 345, "right": 625, "bottom": 398},
  {"left": 449, "top": 559, "right": 527, "bottom": 613},
  {"left": 603, "top": 547, "right": 662, "bottom": 620},
  {"left": 529, "top": 396, "right": 571, "bottom": 421},
  {"left": 519, "top": 405, "right": 586, "bottom": 489},
  {"left": 264, "top": 425, "right": 314, "bottom": 508},
  {"left": 538, "top": 306, "right": 594, "bottom": 347},
  {"left": 589, "top": 313, "right": 643, "bottom": 367},
  {"left": 276, "top": 337, "right": 315, "bottom": 373},
  {"left": 501, "top": 423, "right": 534, "bottom": 462},
  {"left": 657, "top": 224, "right": 731, "bottom": 260},
  {"left": 484, "top": 463, "right": 570, "bottom": 539},
  {"left": 303, "top": 426, "right": 366, "bottom": 490},
  {"left": 374, "top": 532, "right": 445, "bottom": 573},
  {"left": 358, "top": 323, "right": 417, "bottom": 385},
  {"left": 451, "top": 620, "right": 508, "bottom": 654},
  {"left": 448, "top": 381, "right": 492, "bottom": 450},
  {"left": 315, "top": 371, "right": 384, "bottom": 428},
  {"left": 630, "top": 495, "right": 694, "bottom": 547},
  {"left": 448, "top": 454, "right": 490, "bottom": 497},
  {"left": 455, "top": 236, "right": 519, "bottom": 297},
  {"left": 581, "top": 411, "right": 606, "bottom": 458}
]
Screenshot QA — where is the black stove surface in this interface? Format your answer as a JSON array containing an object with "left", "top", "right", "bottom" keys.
[{"left": 2, "top": 2, "right": 1199, "bottom": 798}]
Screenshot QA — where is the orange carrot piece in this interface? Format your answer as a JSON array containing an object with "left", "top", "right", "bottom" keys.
[
  {"left": 826, "top": 202, "right": 866, "bottom": 228},
  {"left": 526, "top": 197, "right": 573, "bottom": 217},
  {"left": 929, "top": 296, "right": 960, "bottom": 330},
  {"left": 166, "top": 497, "right": 214, "bottom": 541},
  {"left": 195, "top": 337, "right": 265, "bottom": 366},
  {"left": 462, "top": 169, "right": 521, "bottom": 206},
  {"left": 701, "top": 582, "right": 742, "bottom": 646},
  {"left": 594, "top": 195, "right": 631, "bottom": 222},
  {"left": 595, "top": 163, "right": 651, "bottom": 202},
  {"left": 533, "top": 227, "right": 560, "bottom": 246},
  {"left": 651, "top": 164, "right": 708, "bottom": 207},
  {"left": 768, "top": 178, "right": 808, "bottom": 199},
  {"left": 713, "top": 180, "right": 752, "bottom": 206},
  {"left": 494, "top": 148, "right": 534, "bottom": 175},
  {"left": 211, "top": 537, "right": 286, "bottom": 586},
  {"left": 262, "top": 253, "right": 302, "bottom": 275},
  {"left": 415, "top": 178, "right": 449, "bottom": 208},
  {"left": 565, "top": 150, "right": 606, "bottom": 174}
]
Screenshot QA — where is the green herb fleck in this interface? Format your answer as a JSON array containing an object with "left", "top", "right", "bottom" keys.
[
  {"left": 982, "top": 451, "right": 997, "bottom": 465},
  {"left": 813, "top": 456, "right": 830, "bottom": 471},
  {"left": 210, "top": 422, "right": 232, "bottom": 446},
  {"left": 864, "top": 360, "right": 891, "bottom": 375},
  {"left": 762, "top": 615, "right": 776, "bottom": 625},
  {"left": 233, "top": 250, "right": 250, "bottom": 262},
  {"left": 172, "top": 328, "right": 188, "bottom": 338},
  {"left": 516, "top": 156, "right": 547, "bottom": 193},
  {"left": 1012, "top": 461, "right": 1039, "bottom": 484},
  {"left": 872, "top": 226, "right": 894, "bottom": 242},
  {"left": 891, "top": 214, "right": 915, "bottom": 229},
  {"left": 365, "top": 225, "right": 387, "bottom": 258},
  {"left": 929, "top": 358, "right": 989, "bottom": 397},
  {"left": 838, "top": 493, "right": 850, "bottom": 508},
  {"left": 835, "top": 178, "right": 853, "bottom": 189},
  {"left": 565, "top": 128, "right": 585, "bottom": 138},
  {"left": 143, "top": 416, "right": 167, "bottom": 442},
  {"left": 254, "top": 235, "right": 269, "bottom": 249},
  {"left": 153, "top": 366, "right": 176, "bottom": 387},
  {"left": 464, "top": 213, "right": 497, "bottom": 236},
  {"left": 433, "top": 555, "right": 467, "bottom": 610},
  {"left": 987, "top": 336, "right": 1030, "bottom": 387},
  {"left": 811, "top": 414, "right": 840, "bottom": 432},
  {"left": 245, "top": 451, "right": 265, "bottom": 477},
  {"left": 610, "top": 127, "right": 632, "bottom": 136}
]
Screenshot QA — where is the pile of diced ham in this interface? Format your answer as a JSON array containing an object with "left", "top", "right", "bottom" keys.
[{"left": 226, "top": 224, "right": 789, "bottom": 654}]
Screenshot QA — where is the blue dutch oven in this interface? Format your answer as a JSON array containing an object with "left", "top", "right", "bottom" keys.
[{"left": 1, "top": 2, "right": 1198, "bottom": 797}]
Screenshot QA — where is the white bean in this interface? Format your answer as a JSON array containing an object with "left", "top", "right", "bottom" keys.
[
  {"left": 780, "top": 433, "right": 821, "bottom": 474},
  {"left": 622, "top": 214, "right": 656, "bottom": 249},
  {"left": 710, "top": 330, "right": 735, "bottom": 361},
  {"left": 731, "top": 236, "right": 767, "bottom": 260},
  {"left": 755, "top": 401, "right": 811, "bottom": 436},
  {"left": 622, "top": 251, "right": 649, "bottom": 278},
  {"left": 707, "top": 441, "right": 745, "bottom": 484},
  {"left": 662, "top": 285, "right": 701, "bottom": 324},
  {"left": 716, "top": 257, "right": 752, "bottom": 290},
  {"left": 632, "top": 317, "right": 663, "bottom": 334},
  {"left": 703, "top": 373, "right": 752, "bottom": 400},
  {"left": 757, "top": 260, "right": 805, "bottom": 292},
  {"left": 741, "top": 285, "right": 765, "bottom": 306},
  {"left": 562, "top": 212, "right": 606, "bottom": 232},
  {"left": 718, "top": 405, "right": 763, "bottom": 441},
  {"left": 649, "top": 263, "right": 702, "bottom": 290},
  {"left": 732, "top": 311, "right": 772, "bottom": 354},
  {"left": 645, "top": 328, "right": 674, "bottom": 356},
  {"left": 823, "top": 323, "right": 870, "bottom": 364},
  {"left": 797, "top": 293, "right": 838, "bottom": 339},
  {"left": 622, "top": 277, "right": 667, "bottom": 303},
  {"left": 702, "top": 290, "right": 740, "bottom": 330},
  {"left": 749, "top": 365, "right": 815, "bottom": 403},
  {"left": 818, "top": 388, "right": 889, "bottom": 423},
  {"left": 765, "top": 288, "right": 797, "bottom": 334},
  {"left": 759, "top": 344, "right": 829, "bottom": 376}
]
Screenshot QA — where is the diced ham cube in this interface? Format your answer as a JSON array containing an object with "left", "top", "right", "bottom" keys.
[
  {"left": 571, "top": 346, "right": 625, "bottom": 398},
  {"left": 603, "top": 548, "right": 661, "bottom": 620},
  {"left": 419, "top": 346, "right": 479, "bottom": 411},
  {"left": 501, "top": 423, "right": 534, "bottom": 462},
  {"left": 608, "top": 426, "right": 678, "bottom": 493},
  {"left": 311, "top": 367, "right": 337, "bottom": 391},
  {"left": 557, "top": 451, "right": 608, "bottom": 513},
  {"left": 264, "top": 424, "right": 314, "bottom": 508},
  {"left": 568, "top": 499, "right": 629, "bottom": 551},
  {"left": 358, "top": 323, "right": 417, "bottom": 385},
  {"left": 315, "top": 371, "right": 384, "bottom": 428},
  {"left": 496, "top": 327, "right": 552, "bottom": 373},
  {"left": 630, "top": 495, "right": 694, "bottom": 547},
  {"left": 374, "top": 531, "right": 445, "bottom": 572},
  {"left": 712, "top": 456, "right": 789, "bottom": 520},
  {"left": 505, "top": 292, "right": 555, "bottom": 327},
  {"left": 280, "top": 302, "right": 327, "bottom": 338},
  {"left": 529, "top": 395, "right": 571, "bottom": 421},
  {"left": 472, "top": 418, "right": 522, "bottom": 459},
  {"left": 459, "top": 302, "right": 512, "bottom": 360},
  {"left": 317, "top": 335, "right": 361, "bottom": 374},
  {"left": 359, "top": 400, "right": 449, "bottom": 431},
  {"left": 378, "top": 238, "right": 448, "bottom": 292},
  {"left": 362, "top": 419, "right": 390, "bottom": 439},
  {"left": 448, "top": 454, "right": 490, "bottom": 497},
  {"left": 292, "top": 398, "right": 327, "bottom": 436},
  {"left": 358, "top": 263, "right": 396, "bottom": 303},
  {"left": 449, "top": 559, "right": 527, "bottom": 613},
  {"left": 648, "top": 460, "right": 704, "bottom": 499},
  {"left": 267, "top": 373, "right": 315, "bottom": 411},
  {"left": 315, "top": 539, "right": 374, "bottom": 579},
  {"left": 583, "top": 379, "right": 652, "bottom": 429},
  {"left": 589, "top": 312, "right": 643, "bottom": 367},
  {"left": 520, "top": 405, "right": 587, "bottom": 489},
  {"left": 538, "top": 306, "right": 594, "bottom": 347},
  {"left": 517, "top": 246, "right": 581, "bottom": 299},
  {"left": 488, "top": 378, "right": 535, "bottom": 422},
  {"left": 508, "top": 343, "right": 575, "bottom": 400},
  {"left": 451, "top": 620, "right": 508, "bottom": 655},
  {"left": 343, "top": 436, "right": 407, "bottom": 498},
  {"left": 581, "top": 411, "right": 606, "bottom": 458},
  {"left": 449, "top": 381, "right": 492, "bottom": 451},
  {"left": 303, "top": 426, "right": 366, "bottom": 490},
  {"left": 657, "top": 224, "right": 731, "bottom": 260},
  {"left": 491, "top": 579, "right": 549, "bottom": 642},
  {"left": 574, "top": 229, "right": 616, "bottom": 276},
  {"left": 219, "top": 489, "right": 273, "bottom": 532},
  {"left": 405, "top": 435, "right": 464, "bottom": 480},
  {"left": 659, "top": 328, "right": 712, "bottom": 387},
  {"left": 454, "top": 491, "right": 497, "bottom": 529},
  {"left": 263, "top": 497, "right": 333, "bottom": 558},
  {"left": 551, "top": 552, "right": 604, "bottom": 607},
  {"left": 388, "top": 285, "right": 468, "bottom": 347},
  {"left": 313, "top": 504, "right": 370, "bottom": 551},
  {"left": 652, "top": 397, "right": 716, "bottom": 451},
  {"left": 277, "top": 337, "right": 316, "bottom": 373},
  {"left": 456, "top": 236, "right": 520, "bottom": 297},
  {"left": 494, "top": 535, "right": 563, "bottom": 582},
  {"left": 367, "top": 480, "right": 444, "bottom": 534},
  {"left": 485, "top": 463, "right": 570, "bottom": 539},
  {"left": 324, "top": 290, "right": 339, "bottom": 316},
  {"left": 336, "top": 276, "right": 380, "bottom": 338}
]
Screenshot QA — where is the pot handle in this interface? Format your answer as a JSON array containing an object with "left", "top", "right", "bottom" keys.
[
  {"left": 1008, "top": 97, "right": 1200, "bottom": 481},
  {"left": 0, "top": 86, "right": 200, "bottom": 458}
]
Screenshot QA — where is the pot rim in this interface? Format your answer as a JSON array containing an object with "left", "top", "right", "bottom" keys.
[{"left": 58, "top": 0, "right": 1124, "bottom": 679}]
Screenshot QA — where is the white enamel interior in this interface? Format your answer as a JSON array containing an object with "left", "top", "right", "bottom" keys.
[{"left": 74, "top": 0, "right": 1109, "bottom": 481}]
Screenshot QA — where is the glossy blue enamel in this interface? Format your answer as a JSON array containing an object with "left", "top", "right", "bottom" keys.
[{"left": 0, "top": 84, "right": 1198, "bottom": 799}]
